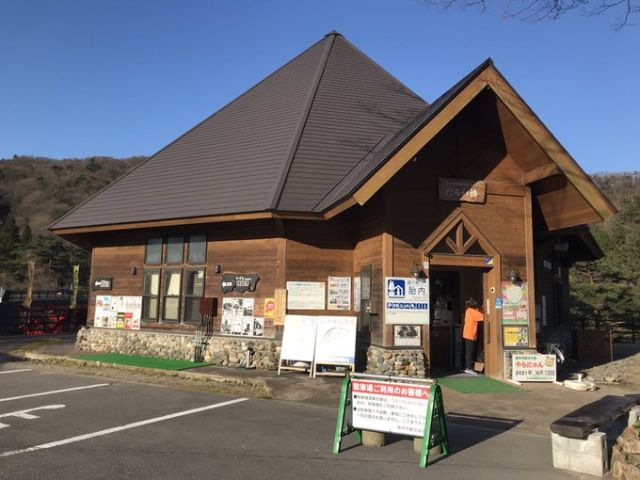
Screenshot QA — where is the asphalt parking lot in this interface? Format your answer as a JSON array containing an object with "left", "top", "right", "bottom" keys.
[{"left": 0, "top": 356, "right": 584, "bottom": 480}]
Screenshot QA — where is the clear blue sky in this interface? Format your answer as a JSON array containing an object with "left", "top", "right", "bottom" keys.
[{"left": 1, "top": 0, "right": 638, "bottom": 172}]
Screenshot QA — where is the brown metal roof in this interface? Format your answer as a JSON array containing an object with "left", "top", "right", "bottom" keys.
[{"left": 50, "top": 32, "right": 427, "bottom": 230}]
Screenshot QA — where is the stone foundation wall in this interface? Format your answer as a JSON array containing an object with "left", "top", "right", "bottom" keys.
[
  {"left": 76, "top": 327, "right": 281, "bottom": 369},
  {"left": 365, "top": 346, "right": 426, "bottom": 377}
]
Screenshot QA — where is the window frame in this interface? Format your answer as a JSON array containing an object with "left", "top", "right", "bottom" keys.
[
  {"left": 183, "top": 268, "right": 206, "bottom": 323},
  {"left": 165, "top": 235, "right": 185, "bottom": 265},
  {"left": 187, "top": 233, "right": 207, "bottom": 265},
  {"left": 144, "top": 237, "right": 163, "bottom": 265},
  {"left": 141, "top": 269, "right": 161, "bottom": 321},
  {"left": 162, "top": 269, "right": 183, "bottom": 322}
]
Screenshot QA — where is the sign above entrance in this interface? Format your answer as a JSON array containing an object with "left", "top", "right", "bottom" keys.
[
  {"left": 438, "top": 178, "right": 486, "bottom": 204},
  {"left": 385, "top": 277, "right": 429, "bottom": 324}
]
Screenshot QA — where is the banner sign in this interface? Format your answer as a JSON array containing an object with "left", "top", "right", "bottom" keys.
[
  {"left": 94, "top": 295, "right": 141, "bottom": 330},
  {"left": 286, "top": 281, "right": 326, "bottom": 310},
  {"left": 512, "top": 354, "right": 557, "bottom": 382},
  {"left": 92, "top": 277, "right": 112, "bottom": 290},
  {"left": 280, "top": 315, "right": 318, "bottom": 362},
  {"left": 385, "top": 277, "right": 429, "bottom": 324},
  {"left": 502, "top": 282, "right": 529, "bottom": 324},
  {"left": 314, "top": 316, "right": 357, "bottom": 364},
  {"left": 351, "top": 379, "right": 430, "bottom": 437}
]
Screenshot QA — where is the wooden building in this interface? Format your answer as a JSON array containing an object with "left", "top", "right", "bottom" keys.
[{"left": 50, "top": 32, "right": 616, "bottom": 380}]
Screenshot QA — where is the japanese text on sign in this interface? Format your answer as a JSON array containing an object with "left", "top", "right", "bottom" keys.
[
  {"left": 352, "top": 379, "right": 430, "bottom": 437},
  {"left": 512, "top": 354, "right": 556, "bottom": 382}
]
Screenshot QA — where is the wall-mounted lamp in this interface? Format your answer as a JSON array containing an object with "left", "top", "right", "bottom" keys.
[
  {"left": 507, "top": 266, "right": 520, "bottom": 284},
  {"left": 130, "top": 266, "right": 137, "bottom": 276},
  {"left": 410, "top": 262, "right": 421, "bottom": 279},
  {"left": 214, "top": 264, "right": 222, "bottom": 274}
]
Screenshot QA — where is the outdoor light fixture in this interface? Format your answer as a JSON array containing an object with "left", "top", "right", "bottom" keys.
[
  {"left": 410, "top": 262, "right": 421, "bottom": 279},
  {"left": 130, "top": 266, "right": 137, "bottom": 275}
]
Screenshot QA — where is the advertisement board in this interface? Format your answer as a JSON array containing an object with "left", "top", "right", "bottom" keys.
[
  {"left": 384, "top": 277, "right": 429, "bottom": 324},
  {"left": 94, "top": 295, "right": 141, "bottom": 330},
  {"left": 512, "top": 354, "right": 557, "bottom": 382},
  {"left": 314, "top": 316, "right": 357, "bottom": 364}
]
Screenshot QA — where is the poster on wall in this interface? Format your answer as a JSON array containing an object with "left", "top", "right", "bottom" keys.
[
  {"left": 503, "top": 326, "right": 529, "bottom": 347},
  {"left": 314, "top": 316, "right": 357, "bottom": 364},
  {"left": 221, "top": 297, "right": 257, "bottom": 336},
  {"left": 94, "top": 295, "right": 141, "bottom": 330},
  {"left": 512, "top": 354, "right": 557, "bottom": 382},
  {"left": 286, "top": 281, "right": 326, "bottom": 310},
  {"left": 280, "top": 315, "right": 318, "bottom": 362},
  {"left": 263, "top": 298, "right": 275, "bottom": 319},
  {"left": 394, "top": 325, "right": 422, "bottom": 347},
  {"left": 384, "top": 277, "right": 429, "bottom": 324},
  {"left": 502, "top": 281, "right": 529, "bottom": 324},
  {"left": 327, "top": 276, "right": 351, "bottom": 311}
]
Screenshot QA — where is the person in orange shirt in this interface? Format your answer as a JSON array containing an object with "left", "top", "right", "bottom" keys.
[{"left": 463, "top": 297, "right": 484, "bottom": 375}]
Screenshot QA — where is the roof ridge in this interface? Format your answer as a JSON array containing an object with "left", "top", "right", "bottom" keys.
[
  {"left": 49, "top": 34, "right": 334, "bottom": 230},
  {"left": 268, "top": 33, "right": 337, "bottom": 210}
]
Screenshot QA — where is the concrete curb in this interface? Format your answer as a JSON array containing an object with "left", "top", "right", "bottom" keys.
[{"left": 21, "top": 351, "right": 272, "bottom": 394}]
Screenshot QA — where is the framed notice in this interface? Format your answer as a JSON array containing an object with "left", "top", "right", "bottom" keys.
[
  {"left": 94, "top": 295, "right": 141, "bottom": 330},
  {"left": 439, "top": 178, "right": 486, "bottom": 203},
  {"left": 274, "top": 288, "right": 287, "bottom": 326},
  {"left": 385, "top": 277, "right": 429, "bottom": 324},
  {"left": 280, "top": 315, "right": 318, "bottom": 362},
  {"left": 502, "top": 281, "right": 529, "bottom": 325},
  {"left": 314, "top": 316, "right": 357, "bottom": 364},
  {"left": 328, "top": 276, "right": 351, "bottom": 311},
  {"left": 512, "top": 354, "right": 557, "bottom": 382},
  {"left": 351, "top": 379, "right": 430, "bottom": 437},
  {"left": 394, "top": 325, "right": 422, "bottom": 347},
  {"left": 503, "top": 326, "right": 529, "bottom": 347},
  {"left": 286, "top": 281, "right": 326, "bottom": 310}
]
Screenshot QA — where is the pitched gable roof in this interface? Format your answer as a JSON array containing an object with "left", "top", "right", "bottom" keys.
[{"left": 50, "top": 32, "right": 427, "bottom": 230}]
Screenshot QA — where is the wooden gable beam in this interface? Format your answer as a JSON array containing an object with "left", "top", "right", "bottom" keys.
[
  {"left": 523, "top": 163, "right": 560, "bottom": 184},
  {"left": 482, "top": 66, "right": 617, "bottom": 221},
  {"left": 352, "top": 75, "right": 490, "bottom": 206}
]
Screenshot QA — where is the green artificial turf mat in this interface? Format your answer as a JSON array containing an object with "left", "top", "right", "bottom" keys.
[
  {"left": 438, "top": 376, "right": 523, "bottom": 394},
  {"left": 75, "top": 353, "right": 208, "bottom": 371}
]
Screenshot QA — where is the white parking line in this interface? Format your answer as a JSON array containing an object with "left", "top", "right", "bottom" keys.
[
  {"left": 0, "top": 384, "right": 110, "bottom": 403},
  {"left": 0, "top": 397, "right": 249, "bottom": 457},
  {"left": 0, "top": 369, "right": 33, "bottom": 375}
]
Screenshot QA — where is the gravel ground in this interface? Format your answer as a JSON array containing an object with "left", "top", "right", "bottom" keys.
[{"left": 583, "top": 352, "right": 640, "bottom": 388}]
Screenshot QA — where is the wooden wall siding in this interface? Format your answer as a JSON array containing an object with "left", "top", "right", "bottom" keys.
[
  {"left": 88, "top": 242, "right": 145, "bottom": 324},
  {"left": 533, "top": 175, "right": 603, "bottom": 231}
]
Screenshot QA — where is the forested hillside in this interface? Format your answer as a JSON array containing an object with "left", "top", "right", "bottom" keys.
[
  {"left": 0, "top": 155, "right": 144, "bottom": 292},
  {"left": 570, "top": 172, "right": 640, "bottom": 338}
]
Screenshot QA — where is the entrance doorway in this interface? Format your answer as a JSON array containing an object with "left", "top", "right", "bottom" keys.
[{"left": 429, "top": 267, "right": 484, "bottom": 372}]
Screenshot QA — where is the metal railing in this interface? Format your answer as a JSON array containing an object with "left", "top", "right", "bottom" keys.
[{"left": 193, "top": 313, "right": 214, "bottom": 362}]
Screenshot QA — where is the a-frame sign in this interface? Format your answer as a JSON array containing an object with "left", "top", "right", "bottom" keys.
[{"left": 333, "top": 373, "right": 450, "bottom": 469}]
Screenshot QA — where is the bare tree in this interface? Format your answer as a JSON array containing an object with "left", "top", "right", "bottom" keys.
[{"left": 420, "top": 0, "right": 639, "bottom": 29}]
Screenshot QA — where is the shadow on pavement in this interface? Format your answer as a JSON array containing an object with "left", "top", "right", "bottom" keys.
[{"left": 445, "top": 412, "right": 522, "bottom": 455}]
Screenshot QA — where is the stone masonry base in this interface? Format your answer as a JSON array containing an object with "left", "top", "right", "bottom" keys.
[
  {"left": 365, "top": 346, "right": 426, "bottom": 378},
  {"left": 76, "top": 327, "right": 280, "bottom": 369}
]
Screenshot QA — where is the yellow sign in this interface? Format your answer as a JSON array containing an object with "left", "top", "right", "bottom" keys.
[
  {"left": 503, "top": 326, "right": 529, "bottom": 347},
  {"left": 274, "top": 289, "right": 287, "bottom": 326},
  {"left": 264, "top": 298, "right": 275, "bottom": 319}
]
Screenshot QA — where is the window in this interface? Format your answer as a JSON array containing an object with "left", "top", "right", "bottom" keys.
[
  {"left": 143, "top": 234, "right": 207, "bottom": 323},
  {"left": 188, "top": 234, "right": 207, "bottom": 264},
  {"left": 163, "top": 270, "right": 182, "bottom": 321},
  {"left": 165, "top": 236, "right": 184, "bottom": 264},
  {"left": 142, "top": 270, "right": 160, "bottom": 320},
  {"left": 184, "top": 269, "right": 205, "bottom": 322},
  {"left": 145, "top": 238, "right": 162, "bottom": 265}
]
